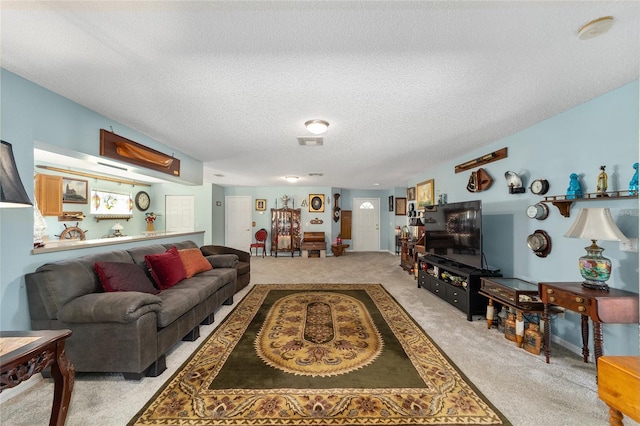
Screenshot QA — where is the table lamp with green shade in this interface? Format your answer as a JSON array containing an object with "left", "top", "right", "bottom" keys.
[{"left": 564, "top": 208, "right": 628, "bottom": 291}]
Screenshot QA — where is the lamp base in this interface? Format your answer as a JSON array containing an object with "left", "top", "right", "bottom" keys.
[
  {"left": 578, "top": 240, "right": 611, "bottom": 291},
  {"left": 581, "top": 280, "right": 610, "bottom": 291}
]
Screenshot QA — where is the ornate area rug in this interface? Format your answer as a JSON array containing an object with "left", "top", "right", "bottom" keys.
[{"left": 129, "top": 284, "right": 511, "bottom": 425}]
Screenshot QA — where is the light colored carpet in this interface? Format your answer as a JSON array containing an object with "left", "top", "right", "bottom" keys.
[{"left": 1, "top": 252, "right": 636, "bottom": 426}]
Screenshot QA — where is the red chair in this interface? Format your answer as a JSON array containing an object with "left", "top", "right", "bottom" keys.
[{"left": 250, "top": 228, "right": 268, "bottom": 257}]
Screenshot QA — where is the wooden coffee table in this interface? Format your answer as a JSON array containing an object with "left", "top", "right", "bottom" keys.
[{"left": 0, "top": 330, "right": 74, "bottom": 426}]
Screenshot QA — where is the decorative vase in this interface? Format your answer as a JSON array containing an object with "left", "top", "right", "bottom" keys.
[
  {"left": 504, "top": 313, "right": 517, "bottom": 343},
  {"left": 146, "top": 222, "right": 155, "bottom": 232},
  {"left": 578, "top": 242, "right": 611, "bottom": 290},
  {"left": 523, "top": 323, "right": 543, "bottom": 355}
]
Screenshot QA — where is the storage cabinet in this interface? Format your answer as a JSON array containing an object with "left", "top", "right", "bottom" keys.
[
  {"left": 417, "top": 254, "right": 501, "bottom": 321},
  {"left": 34, "top": 173, "right": 63, "bottom": 216},
  {"left": 271, "top": 208, "right": 301, "bottom": 257}
]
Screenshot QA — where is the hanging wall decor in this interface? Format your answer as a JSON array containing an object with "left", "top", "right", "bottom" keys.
[
  {"left": 333, "top": 193, "right": 341, "bottom": 222},
  {"left": 100, "top": 129, "right": 180, "bottom": 177},
  {"left": 454, "top": 147, "right": 507, "bottom": 174},
  {"left": 466, "top": 168, "right": 493, "bottom": 192},
  {"left": 416, "top": 179, "right": 435, "bottom": 207},
  {"left": 309, "top": 194, "right": 324, "bottom": 213}
]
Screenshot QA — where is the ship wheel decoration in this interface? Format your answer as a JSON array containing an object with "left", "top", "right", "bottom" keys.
[{"left": 57, "top": 222, "right": 88, "bottom": 241}]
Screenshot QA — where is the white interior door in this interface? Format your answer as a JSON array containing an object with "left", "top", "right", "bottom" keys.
[
  {"left": 352, "top": 198, "right": 380, "bottom": 252},
  {"left": 225, "top": 195, "right": 252, "bottom": 251},
  {"left": 165, "top": 195, "right": 194, "bottom": 232}
]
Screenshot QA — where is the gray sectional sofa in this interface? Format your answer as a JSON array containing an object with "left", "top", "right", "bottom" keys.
[
  {"left": 25, "top": 240, "right": 238, "bottom": 379},
  {"left": 200, "top": 244, "right": 250, "bottom": 291}
]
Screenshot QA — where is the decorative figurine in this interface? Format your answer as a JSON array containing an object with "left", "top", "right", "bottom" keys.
[
  {"left": 281, "top": 195, "right": 290, "bottom": 209},
  {"left": 630, "top": 162, "right": 639, "bottom": 196},
  {"left": 566, "top": 173, "right": 583, "bottom": 199},
  {"left": 504, "top": 171, "right": 525, "bottom": 194},
  {"left": 596, "top": 165, "right": 608, "bottom": 197}
]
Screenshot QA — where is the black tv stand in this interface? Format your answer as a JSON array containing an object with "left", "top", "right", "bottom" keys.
[{"left": 417, "top": 254, "right": 501, "bottom": 321}]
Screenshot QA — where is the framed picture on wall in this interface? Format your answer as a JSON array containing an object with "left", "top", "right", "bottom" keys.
[
  {"left": 395, "top": 197, "right": 407, "bottom": 216},
  {"left": 309, "top": 194, "right": 325, "bottom": 212},
  {"left": 416, "top": 179, "right": 435, "bottom": 208},
  {"left": 62, "top": 177, "right": 88, "bottom": 204},
  {"left": 407, "top": 186, "right": 416, "bottom": 201},
  {"left": 388, "top": 196, "right": 394, "bottom": 211},
  {"left": 255, "top": 199, "right": 266, "bottom": 211}
]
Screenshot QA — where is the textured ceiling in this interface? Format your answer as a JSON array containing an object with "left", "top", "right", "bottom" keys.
[{"left": 2, "top": 1, "right": 638, "bottom": 189}]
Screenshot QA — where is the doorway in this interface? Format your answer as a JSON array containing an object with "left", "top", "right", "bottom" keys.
[
  {"left": 225, "top": 196, "right": 252, "bottom": 251},
  {"left": 352, "top": 198, "right": 380, "bottom": 252}
]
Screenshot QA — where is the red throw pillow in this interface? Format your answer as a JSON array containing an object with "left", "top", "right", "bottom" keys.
[
  {"left": 94, "top": 262, "right": 160, "bottom": 294},
  {"left": 145, "top": 246, "right": 187, "bottom": 290},
  {"left": 178, "top": 248, "right": 213, "bottom": 278}
]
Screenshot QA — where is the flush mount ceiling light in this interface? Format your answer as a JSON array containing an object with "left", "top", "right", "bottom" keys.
[
  {"left": 305, "top": 120, "right": 329, "bottom": 135},
  {"left": 578, "top": 16, "right": 614, "bottom": 40},
  {"left": 284, "top": 176, "right": 299, "bottom": 183}
]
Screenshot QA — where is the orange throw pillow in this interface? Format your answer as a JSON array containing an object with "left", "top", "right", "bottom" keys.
[{"left": 179, "top": 248, "right": 213, "bottom": 278}]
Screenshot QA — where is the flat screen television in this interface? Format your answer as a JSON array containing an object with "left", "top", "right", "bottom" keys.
[{"left": 421, "top": 200, "right": 483, "bottom": 269}]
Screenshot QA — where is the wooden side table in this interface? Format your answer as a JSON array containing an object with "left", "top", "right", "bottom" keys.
[
  {"left": 598, "top": 356, "right": 640, "bottom": 425},
  {"left": 0, "top": 330, "right": 75, "bottom": 426},
  {"left": 331, "top": 243, "right": 349, "bottom": 257},
  {"left": 479, "top": 277, "right": 545, "bottom": 348},
  {"left": 539, "top": 282, "right": 639, "bottom": 370}
]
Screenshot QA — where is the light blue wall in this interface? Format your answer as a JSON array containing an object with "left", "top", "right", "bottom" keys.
[
  {"left": 2, "top": 67, "right": 637, "bottom": 358},
  {"left": 0, "top": 69, "right": 211, "bottom": 331},
  {"left": 408, "top": 80, "right": 639, "bottom": 356},
  {"left": 219, "top": 187, "right": 403, "bottom": 253}
]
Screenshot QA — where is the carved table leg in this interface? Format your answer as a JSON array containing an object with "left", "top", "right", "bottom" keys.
[
  {"left": 49, "top": 342, "right": 75, "bottom": 426},
  {"left": 593, "top": 321, "right": 604, "bottom": 376},
  {"left": 543, "top": 304, "right": 551, "bottom": 363},
  {"left": 581, "top": 315, "right": 590, "bottom": 363},
  {"left": 607, "top": 406, "right": 624, "bottom": 426},
  {"left": 516, "top": 310, "right": 525, "bottom": 348},
  {"left": 486, "top": 299, "right": 494, "bottom": 329}
]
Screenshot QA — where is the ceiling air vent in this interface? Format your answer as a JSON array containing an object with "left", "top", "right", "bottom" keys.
[
  {"left": 308, "top": 173, "right": 323, "bottom": 177},
  {"left": 297, "top": 136, "right": 323, "bottom": 146}
]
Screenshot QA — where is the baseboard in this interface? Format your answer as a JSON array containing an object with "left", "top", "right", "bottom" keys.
[{"left": 550, "top": 334, "right": 594, "bottom": 362}]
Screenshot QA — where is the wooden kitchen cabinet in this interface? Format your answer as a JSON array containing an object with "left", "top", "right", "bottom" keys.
[{"left": 35, "top": 173, "right": 63, "bottom": 216}]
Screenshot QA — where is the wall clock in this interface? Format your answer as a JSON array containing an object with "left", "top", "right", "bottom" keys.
[
  {"left": 309, "top": 194, "right": 325, "bottom": 213},
  {"left": 530, "top": 179, "right": 549, "bottom": 195},
  {"left": 333, "top": 193, "right": 341, "bottom": 222},
  {"left": 135, "top": 191, "right": 151, "bottom": 211},
  {"left": 526, "top": 203, "right": 549, "bottom": 220},
  {"left": 527, "top": 230, "right": 551, "bottom": 257}
]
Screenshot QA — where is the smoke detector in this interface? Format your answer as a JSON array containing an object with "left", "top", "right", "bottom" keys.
[{"left": 578, "top": 16, "right": 614, "bottom": 40}]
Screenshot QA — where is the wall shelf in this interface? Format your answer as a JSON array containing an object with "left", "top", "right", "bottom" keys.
[
  {"left": 94, "top": 215, "right": 132, "bottom": 222},
  {"left": 542, "top": 191, "right": 638, "bottom": 217}
]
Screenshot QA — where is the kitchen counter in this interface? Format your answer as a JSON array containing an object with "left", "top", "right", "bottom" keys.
[{"left": 32, "top": 230, "right": 205, "bottom": 254}]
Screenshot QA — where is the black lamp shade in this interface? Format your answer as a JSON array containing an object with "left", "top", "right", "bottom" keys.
[{"left": 1, "top": 140, "right": 33, "bottom": 207}]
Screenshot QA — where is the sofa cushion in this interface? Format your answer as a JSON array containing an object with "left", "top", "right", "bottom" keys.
[
  {"left": 165, "top": 240, "right": 199, "bottom": 251},
  {"left": 57, "top": 292, "right": 162, "bottom": 324},
  {"left": 197, "top": 268, "right": 237, "bottom": 288},
  {"left": 126, "top": 244, "right": 168, "bottom": 266},
  {"left": 154, "top": 287, "right": 202, "bottom": 327},
  {"left": 94, "top": 262, "right": 160, "bottom": 295},
  {"left": 145, "top": 247, "right": 186, "bottom": 290},
  {"left": 205, "top": 254, "right": 238, "bottom": 269},
  {"left": 178, "top": 248, "right": 213, "bottom": 278}
]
